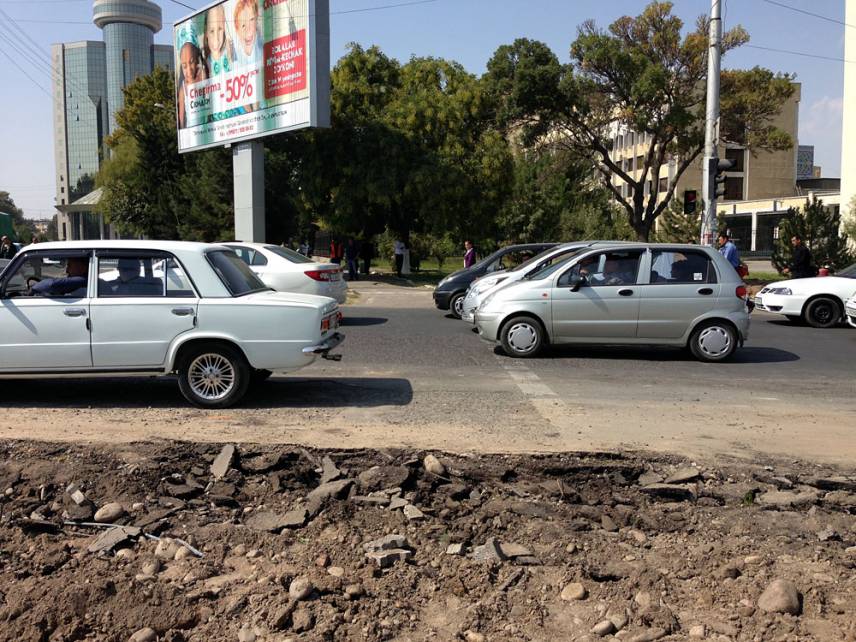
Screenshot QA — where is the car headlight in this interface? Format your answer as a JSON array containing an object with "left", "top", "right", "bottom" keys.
[{"left": 767, "top": 287, "right": 792, "bottom": 296}]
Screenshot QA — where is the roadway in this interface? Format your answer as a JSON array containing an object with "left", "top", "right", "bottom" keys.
[{"left": 1, "top": 281, "right": 854, "bottom": 465}]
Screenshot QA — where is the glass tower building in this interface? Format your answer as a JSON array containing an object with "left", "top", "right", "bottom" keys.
[{"left": 53, "top": 0, "right": 172, "bottom": 240}]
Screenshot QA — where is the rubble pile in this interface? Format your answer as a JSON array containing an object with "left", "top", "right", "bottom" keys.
[{"left": 0, "top": 440, "right": 854, "bottom": 641}]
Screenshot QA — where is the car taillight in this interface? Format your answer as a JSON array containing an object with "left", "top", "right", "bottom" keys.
[
  {"left": 736, "top": 285, "right": 748, "bottom": 299},
  {"left": 321, "top": 317, "right": 331, "bottom": 332},
  {"left": 305, "top": 270, "right": 333, "bottom": 281}
]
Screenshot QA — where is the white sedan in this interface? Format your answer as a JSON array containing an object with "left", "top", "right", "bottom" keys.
[
  {"left": 754, "top": 263, "right": 856, "bottom": 328},
  {"left": 225, "top": 242, "right": 348, "bottom": 304},
  {"left": 0, "top": 241, "right": 344, "bottom": 408}
]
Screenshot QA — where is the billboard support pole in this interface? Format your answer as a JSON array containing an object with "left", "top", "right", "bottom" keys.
[{"left": 233, "top": 141, "right": 266, "bottom": 242}]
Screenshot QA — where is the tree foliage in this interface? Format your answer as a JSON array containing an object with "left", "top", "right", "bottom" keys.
[
  {"left": 483, "top": 2, "right": 795, "bottom": 241},
  {"left": 771, "top": 198, "right": 853, "bottom": 273},
  {"left": 0, "top": 190, "right": 36, "bottom": 241}
]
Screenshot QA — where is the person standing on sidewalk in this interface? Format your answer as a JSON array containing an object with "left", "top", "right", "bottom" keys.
[
  {"left": 393, "top": 238, "right": 406, "bottom": 278},
  {"left": 345, "top": 239, "right": 360, "bottom": 281},
  {"left": 783, "top": 235, "right": 815, "bottom": 278},
  {"left": 464, "top": 240, "right": 476, "bottom": 268},
  {"left": 360, "top": 239, "right": 375, "bottom": 276},
  {"left": 717, "top": 232, "right": 740, "bottom": 269}
]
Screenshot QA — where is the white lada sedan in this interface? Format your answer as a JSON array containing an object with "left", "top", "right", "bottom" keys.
[
  {"left": 0, "top": 241, "right": 344, "bottom": 408},
  {"left": 754, "top": 263, "right": 856, "bottom": 328}
]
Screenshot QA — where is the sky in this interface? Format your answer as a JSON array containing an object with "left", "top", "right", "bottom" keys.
[{"left": 0, "top": 0, "right": 849, "bottom": 219}]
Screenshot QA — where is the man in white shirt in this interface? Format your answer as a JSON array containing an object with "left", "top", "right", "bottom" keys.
[{"left": 393, "top": 239, "right": 406, "bottom": 278}]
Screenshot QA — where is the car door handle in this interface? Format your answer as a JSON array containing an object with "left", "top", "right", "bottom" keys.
[
  {"left": 171, "top": 307, "right": 195, "bottom": 317},
  {"left": 63, "top": 308, "right": 86, "bottom": 317},
  {"left": 697, "top": 288, "right": 714, "bottom": 295},
  {"left": 618, "top": 289, "right": 634, "bottom": 297}
]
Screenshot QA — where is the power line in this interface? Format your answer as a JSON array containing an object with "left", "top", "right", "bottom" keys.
[
  {"left": 0, "top": 42, "right": 49, "bottom": 95},
  {"left": 166, "top": 0, "right": 196, "bottom": 11},
  {"left": 744, "top": 43, "right": 855, "bottom": 64},
  {"left": 758, "top": 0, "right": 856, "bottom": 30}
]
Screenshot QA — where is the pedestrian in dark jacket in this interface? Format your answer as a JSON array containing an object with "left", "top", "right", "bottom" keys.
[
  {"left": 0, "top": 236, "right": 16, "bottom": 260},
  {"left": 360, "top": 240, "right": 375, "bottom": 276},
  {"left": 784, "top": 235, "right": 815, "bottom": 278},
  {"left": 345, "top": 239, "right": 359, "bottom": 281}
]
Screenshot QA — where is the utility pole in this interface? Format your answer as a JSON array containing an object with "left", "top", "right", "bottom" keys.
[{"left": 700, "top": 0, "right": 722, "bottom": 246}]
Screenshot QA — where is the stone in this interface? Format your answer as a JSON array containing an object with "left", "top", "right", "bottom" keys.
[
  {"left": 757, "top": 490, "right": 819, "bottom": 509},
  {"left": 446, "top": 543, "right": 464, "bottom": 556},
  {"left": 744, "top": 555, "right": 763, "bottom": 565},
  {"left": 817, "top": 526, "right": 840, "bottom": 542},
  {"left": 388, "top": 496, "right": 408, "bottom": 510},
  {"left": 237, "top": 626, "right": 256, "bottom": 642},
  {"left": 155, "top": 537, "right": 181, "bottom": 561},
  {"left": 68, "top": 486, "right": 87, "bottom": 506},
  {"left": 64, "top": 503, "right": 95, "bottom": 522},
  {"left": 289, "top": 577, "right": 314, "bottom": 601},
  {"left": 639, "top": 483, "right": 697, "bottom": 502},
  {"left": 638, "top": 471, "right": 663, "bottom": 486},
  {"left": 114, "top": 548, "right": 134, "bottom": 561},
  {"left": 291, "top": 608, "right": 314, "bottom": 633},
  {"left": 88, "top": 526, "right": 141, "bottom": 554},
  {"left": 363, "top": 534, "right": 409, "bottom": 552},
  {"left": 561, "top": 582, "right": 588, "bottom": 601},
  {"left": 344, "top": 583, "right": 364, "bottom": 600},
  {"left": 210, "top": 445, "right": 235, "bottom": 480},
  {"left": 591, "top": 619, "right": 616, "bottom": 637},
  {"left": 665, "top": 466, "right": 701, "bottom": 484},
  {"left": 315, "top": 553, "right": 330, "bottom": 567},
  {"left": 352, "top": 495, "right": 390, "bottom": 506},
  {"left": 306, "top": 479, "right": 353, "bottom": 504},
  {"left": 601, "top": 515, "right": 619, "bottom": 532},
  {"left": 141, "top": 559, "right": 161, "bottom": 576},
  {"left": 423, "top": 454, "right": 447, "bottom": 477},
  {"left": 366, "top": 549, "right": 412, "bottom": 568},
  {"left": 128, "top": 628, "right": 157, "bottom": 642},
  {"left": 822, "top": 491, "right": 856, "bottom": 508},
  {"left": 327, "top": 566, "right": 345, "bottom": 577},
  {"left": 465, "top": 632, "right": 485, "bottom": 642},
  {"left": 628, "top": 529, "right": 648, "bottom": 544},
  {"left": 758, "top": 579, "right": 802, "bottom": 615},
  {"left": 471, "top": 537, "right": 506, "bottom": 563},
  {"left": 94, "top": 502, "right": 126, "bottom": 524},
  {"left": 403, "top": 504, "right": 425, "bottom": 521},
  {"left": 175, "top": 546, "right": 194, "bottom": 561},
  {"left": 498, "top": 542, "right": 532, "bottom": 558},
  {"left": 688, "top": 624, "right": 706, "bottom": 638},
  {"left": 358, "top": 465, "right": 410, "bottom": 491},
  {"left": 241, "top": 453, "right": 284, "bottom": 473},
  {"left": 320, "top": 456, "right": 341, "bottom": 484},
  {"left": 609, "top": 612, "right": 629, "bottom": 630},
  {"left": 628, "top": 628, "right": 667, "bottom": 642}
]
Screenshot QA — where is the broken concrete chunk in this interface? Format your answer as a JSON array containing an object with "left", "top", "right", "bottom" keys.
[
  {"left": 320, "top": 456, "right": 341, "bottom": 484},
  {"left": 471, "top": 537, "right": 506, "bottom": 563},
  {"left": 639, "top": 483, "right": 697, "bottom": 502},
  {"left": 88, "top": 526, "right": 141, "bottom": 554},
  {"left": 498, "top": 542, "right": 532, "bottom": 558},
  {"left": 388, "top": 496, "right": 408, "bottom": 510},
  {"left": 358, "top": 465, "right": 411, "bottom": 492},
  {"left": 423, "top": 454, "right": 447, "bottom": 477},
  {"left": 446, "top": 543, "right": 464, "bottom": 556},
  {"left": 665, "top": 466, "right": 701, "bottom": 484},
  {"left": 366, "top": 548, "right": 412, "bottom": 568},
  {"left": 758, "top": 579, "right": 802, "bottom": 615},
  {"left": 306, "top": 479, "right": 354, "bottom": 504},
  {"left": 403, "top": 504, "right": 425, "bottom": 521},
  {"left": 210, "top": 444, "right": 236, "bottom": 480},
  {"left": 363, "top": 534, "right": 409, "bottom": 552}
]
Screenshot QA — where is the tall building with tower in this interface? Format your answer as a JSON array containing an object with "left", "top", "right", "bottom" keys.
[{"left": 53, "top": 0, "right": 172, "bottom": 240}]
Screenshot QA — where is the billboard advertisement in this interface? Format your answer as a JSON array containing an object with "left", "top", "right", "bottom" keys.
[{"left": 174, "top": 0, "right": 329, "bottom": 153}]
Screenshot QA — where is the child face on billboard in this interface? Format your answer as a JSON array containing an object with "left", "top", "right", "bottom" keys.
[
  {"left": 236, "top": 5, "right": 258, "bottom": 56},
  {"left": 206, "top": 6, "right": 228, "bottom": 57},
  {"left": 180, "top": 43, "right": 200, "bottom": 84}
]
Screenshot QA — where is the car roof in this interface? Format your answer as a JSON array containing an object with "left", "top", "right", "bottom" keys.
[{"left": 21, "top": 240, "right": 221, "bottom": 253}]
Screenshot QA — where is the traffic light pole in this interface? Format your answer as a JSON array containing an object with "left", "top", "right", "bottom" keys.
[{"left": 700, "top": 0, "right": 722, "bottom": 246}]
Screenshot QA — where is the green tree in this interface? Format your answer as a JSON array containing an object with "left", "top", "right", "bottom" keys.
[
  {"left": 484, "top": 2, "right": 795, "bottom": 241},
  {"left": 771, "top": 197, "right": 853, "bottom": 273},
  {"left": 844, "top": 196, "right": 856, "bottom": 242}
]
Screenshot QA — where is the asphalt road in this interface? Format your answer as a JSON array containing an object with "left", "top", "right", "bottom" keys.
[{"left": 1, "top": 281, "right": 854, "bottom": 465}]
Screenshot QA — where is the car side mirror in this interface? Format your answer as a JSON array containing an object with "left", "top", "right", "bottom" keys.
[{"left": 570, "top": 275, "right": 587, "bottom": 292}]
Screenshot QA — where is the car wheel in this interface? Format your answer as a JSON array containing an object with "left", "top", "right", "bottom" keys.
[
  {"left": 251, "top": 369, "right": 273, "bottom": 384},
  {"left": 803, "top": 297, "right": 841, "bottom": 328},
  {"left": 178, "top": 343, "right": 251, "bottom": 409},
  {"left": 500, "top": 316, "right": 545, "bottom": 358},
  {"left": 449, "top": 292, "right": 466, "bottom": 319},
  {"left": 689, "top": 321, "right": 737, "bottom": 362}
]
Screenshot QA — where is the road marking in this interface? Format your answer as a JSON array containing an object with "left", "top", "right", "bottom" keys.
[{"left": 498, "top": 358, "right": 573, "bottom": 429}]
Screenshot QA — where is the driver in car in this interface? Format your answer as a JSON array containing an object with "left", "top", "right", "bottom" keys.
[
  {"left": 588, "top": 257, "right": 635, "bottom": 286},
  {"left": 31, "top": 257, "right": 89, "bottom": 297}
]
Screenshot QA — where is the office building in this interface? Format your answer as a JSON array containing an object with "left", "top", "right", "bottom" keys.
[
  {"left": 797, "top": 145, "right": 814, "bottom": 181},
  {"left": 53, "top": 0, "right": 172, "bottom": 240}
]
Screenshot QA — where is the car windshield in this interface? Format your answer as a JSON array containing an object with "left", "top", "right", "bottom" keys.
[
  {"left": 837, "top": 263, "right": 856, "bottom": 278},
  {"left": 206, "top": 250, "right": 269, "bottom": 296},
  {"left": 265, "top": 245, "right": 314, "bottom": 264},
  {"left": 525, "top": 249, "right": 586, "bottom": 280},
  {"left": 510, "top": 247, "right": 563, "bottom": 273}
]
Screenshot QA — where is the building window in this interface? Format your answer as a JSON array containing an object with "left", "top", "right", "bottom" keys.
[
  {"left": 724, "top": 177, "right": 744, "bottom": 201},
  {"left": 636, "top": 155, "right": 644, "bottom": 170},
  {"left": 725, "top": 148, "right": 745, "bottom": 172},
  {"left": 658, "top": 177, "right": 668, "bottom": 193}
]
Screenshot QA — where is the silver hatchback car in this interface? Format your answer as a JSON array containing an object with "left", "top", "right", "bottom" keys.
[{"left": 475, "top": 243, "right": 750, "bottom": 362}]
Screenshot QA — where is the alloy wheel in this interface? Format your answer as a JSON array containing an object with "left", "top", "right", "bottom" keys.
[{"left": 188, "top": 353, "right": 236, "bottom": 401}]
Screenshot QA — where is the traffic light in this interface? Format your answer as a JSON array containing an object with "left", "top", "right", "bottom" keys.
[
  {"left": 683, "top": 190, "right": 698, "bottom": 215},
  {"left": 708, "top": 158, "right": 736, "bottom": 200}
]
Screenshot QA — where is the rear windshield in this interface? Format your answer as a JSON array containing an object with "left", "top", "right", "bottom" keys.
[
  {"left": 206, "top": 250, "right": 269, "bottom": 296},
  {"left": 265, "top": 245, "right": 314, "bottom": 264}
]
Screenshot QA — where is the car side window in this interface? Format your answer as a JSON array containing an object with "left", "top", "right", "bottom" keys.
[
  {"left": 250, "top": 251, "right": 268, "bottom": 266},
  {"left": 97, "top": 256, "right": 165, "bottom": 297},
  {"left": 2, "top": 253, "right": 90, "bottom": 299},
  {"left": 650, "top": 250, "right": 718, "bottom": 284},
  {"left": 164, "top": 258, "right": 197, "bottom": 298},
  {"left": 559, "top": 251, "right": 643, "bottom": 287}
]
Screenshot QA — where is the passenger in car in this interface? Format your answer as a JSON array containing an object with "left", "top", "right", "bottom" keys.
[
  {"left": 32, "top": 257, "right": 88, "bottom": 297},
  {"left": 108, "top": 259, "right": 164, "bottom": 296}
]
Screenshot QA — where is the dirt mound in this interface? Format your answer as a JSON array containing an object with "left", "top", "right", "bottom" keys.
[{"left": 0, "top": 440, "right": 854, "bottom": 641}]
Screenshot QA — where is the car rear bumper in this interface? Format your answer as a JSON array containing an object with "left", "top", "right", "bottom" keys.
[{"left": 302, "top": 332, "right": 345, "bottom": 360}]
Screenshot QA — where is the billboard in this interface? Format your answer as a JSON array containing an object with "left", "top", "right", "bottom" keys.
[{"left": 174, "top": 0, "right": 330, "bottom": 153}]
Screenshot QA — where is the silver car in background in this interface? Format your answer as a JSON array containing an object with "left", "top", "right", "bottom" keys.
[
  {"left": 461, "top": 241, "right": 629, "bottom": 323},
  {"left": 475, "top": 243, "right": 750, "bottom": 362}
]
